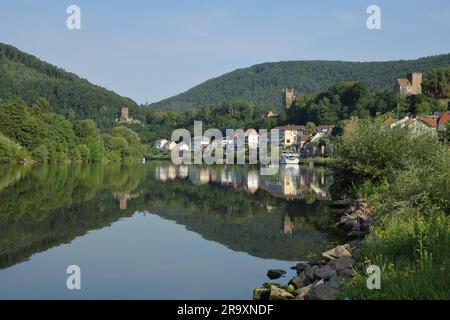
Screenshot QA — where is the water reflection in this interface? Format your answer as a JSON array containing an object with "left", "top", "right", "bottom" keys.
[
  {"left": 152, "top": 164, "right": 332, "bottom": 202},
  {"left": 0, "top": 163, "right": 340, "bottom": 272}
]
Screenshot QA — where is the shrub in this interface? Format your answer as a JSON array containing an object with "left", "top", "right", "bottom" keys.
[
  {"left": 0, "top": 134, "right": 19, "bottom": 163},
  {"left": 31, "top": 145, "right": 49, "bottom": 163}
]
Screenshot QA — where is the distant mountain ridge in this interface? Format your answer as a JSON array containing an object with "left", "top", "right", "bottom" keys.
[
  {"left": 150, "top": 54, "right": 450, "bottom": 111},
  {"left": 0, "top": 43, "right": 139, "bottom": 130}
]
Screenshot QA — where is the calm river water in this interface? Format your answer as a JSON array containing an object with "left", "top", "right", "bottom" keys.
[{"left": 0, "top": 162, "right": 342, "bottom": 299}]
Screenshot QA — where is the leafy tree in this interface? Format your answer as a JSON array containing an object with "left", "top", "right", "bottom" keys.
[
  {"left": 304, "top": 122, "right": 317, "bottom": 135},
  {"left": 423, "top": 66, "right": 450, "bottom": 98},
  {"left": 0, "top": 134, "right": 19, "bottom": 163},
  {"left": 31, "top": 145, "right": 49, "bottom": 163}
]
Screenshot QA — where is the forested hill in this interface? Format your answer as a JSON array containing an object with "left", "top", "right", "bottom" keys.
[
  {"left": 150, "top": 54, "right": 450, "bottom": 111},
  {"left": 0, "top": 43, "right": 139, "bottom": 130}
]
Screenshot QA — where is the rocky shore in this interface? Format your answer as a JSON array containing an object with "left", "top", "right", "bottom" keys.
[{"left": 253, "top": 195, "right": 373, "bottom": 300}]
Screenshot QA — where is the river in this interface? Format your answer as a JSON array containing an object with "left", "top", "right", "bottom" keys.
[{"left": 0, "top": 162, "right": 343, "bottom": 299}]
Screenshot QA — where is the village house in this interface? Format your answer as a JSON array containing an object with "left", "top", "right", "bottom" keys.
[
  {"left": 311, "top": 125, "right": 335, "bottom": 143},
  {"left": 260, "top": 110, "right": 278, "bottom": 119},
  {"left": 162, "top": 141, "right": 177, "bottom": 151},
  {"left": 245, "top": 129, "right": 259, "bottom": 148},
  {"left": 153, "top": 139, "right": 168, "bottom": 150},
  {"left": 384, "top": 115, "right": 439, "bottom": 134},
  {"left": 273, "top": 125, "right": 306, "bottom": 148},
  {"left": 176, "top": 141, "right": 190, "bottom": 152},
  {"left": 298, "top": 135, "right": 312, "bottom": 149},
  {"left": 394, "top": 72, "right": 422, "bottom": 96}
]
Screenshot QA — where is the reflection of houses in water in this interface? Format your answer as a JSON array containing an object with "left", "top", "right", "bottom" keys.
[
  {"left": 283, "top": 215, "right": 295, "bottom": 235},
  {"left": 177, "top": 165, "right": 189, "bottom": 179},
  {"left": 189, "top": 167, "right": 210, "bottom": 185},
  {"left": 220, "top": 168, "right": 234, "bottom": 185},
  {"left": 153, "top": 164, "right": 331, "bottom": 202},
  {"left": 244, "top": 170, "right": 259, "bottom": 194},
  {"left": 259, "top": 166, "right": 331, "bottom": 201},
  {"left": 114, "top": 192, "right": 141, "bottom": 210}
]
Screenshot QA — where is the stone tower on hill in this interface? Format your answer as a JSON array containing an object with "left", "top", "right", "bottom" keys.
[
  {"left": 282, "top": 88, "right": 296, "bottom": 109},
  {"left": 394, "top": 72, "right": 422, "bottom": 95}
]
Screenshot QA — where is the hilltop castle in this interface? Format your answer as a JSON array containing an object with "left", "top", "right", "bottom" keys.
[
  {"left": 117, "top": 107, "right": 141, "bottom": 124},
  {"left": 282, "top": 88, "right": 296, "bottom": 109},
  {"left": 394, "top": 72, "right": 422, "bottom": 96}
]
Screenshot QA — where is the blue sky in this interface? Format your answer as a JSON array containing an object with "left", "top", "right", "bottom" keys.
[{"left": 1, "top": 0, "right": 449, "bottom": 104}]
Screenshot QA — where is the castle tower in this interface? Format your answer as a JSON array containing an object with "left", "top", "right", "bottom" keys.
[
  {"left": 407, "top": 72, "right": 422, "bottom": 94},
  {"left": 282, "top": 88, "right": 296, "bottom": 109},
  {"left": 120, "top": 107, "right": 129, "bottom": 123}
]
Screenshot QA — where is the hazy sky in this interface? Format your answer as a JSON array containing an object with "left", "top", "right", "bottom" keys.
[{"left": 1, "top": 0, "right": 449, "bottom": 104}]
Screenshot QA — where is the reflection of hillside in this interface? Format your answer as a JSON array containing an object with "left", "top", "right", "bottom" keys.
[
  {"left": 139, "top": 177, "right": 340, "bottom": 261},
  {"left": 0, "top": 165, "right": 145, "bottom": 269},
  {"left": 0, "top": 163, "right": 340, "bottom": 269}
]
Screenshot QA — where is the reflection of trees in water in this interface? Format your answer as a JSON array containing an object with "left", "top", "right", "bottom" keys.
[{"left": 0, "top": 163, "right": 341, "bottom": 269}]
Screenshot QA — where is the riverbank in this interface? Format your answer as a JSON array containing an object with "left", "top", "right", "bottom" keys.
[{"left": 253, "top": 195, "right": 372, "bottom": 300}]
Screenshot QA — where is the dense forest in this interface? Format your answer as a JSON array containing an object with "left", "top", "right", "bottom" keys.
[
  {"left": 0, "top": 43, "right": 141, "bottom": 130},
  {"left": 149, "top": 54, "right": 450, "bottom": 111},
  {"left": 1, "top": 43, "right": 448, "bottom": 146},
  {"left": 0, "top": 98, "right": 147, "bottom": 163},
  {"left": 140, "top": 66, "right": 449, "bottom": 142},
  {"left": 286, "top": 67, "right": 449, "bottom": 125}
]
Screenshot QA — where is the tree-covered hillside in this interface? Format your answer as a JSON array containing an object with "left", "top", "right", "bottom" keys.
[
  {"left": 0, "top": 43, "right": 140, "bottom": 130},
  {"left": 150, "top": 54, "right": 450, "bottom": 111}
]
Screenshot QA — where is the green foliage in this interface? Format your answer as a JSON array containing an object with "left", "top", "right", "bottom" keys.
[
  {"left": 422, "top": 66, "right": 450, "bottom": 99},
  {"left": 287, "top": 82, "right": 408, "bottom": 125},
  {"left": 31, "top": 145, "right": 49, "bottom": 163},
  {"left": 335, "top": 119, "right": 450, "bottom": 299},
  {"left": 0, "top": 134, "right": 20, "bottom": 163},
  {"left": 0, "top": 43, "right": 140, "bottom": 131},
  {"left": 0, "top": 99, "right": 146, "bottom": 163},
  {"left": 335, "top": 118, "right": 442, "bottom": 183},
  {"left": 304, "top": 122, "right": 317, "bottom": 135},
  {"left": 149, "top": 54, "right": 450, "bottom": 111},
  {"left": 438, "top": 121, "right": 450, "bottom": 143}
]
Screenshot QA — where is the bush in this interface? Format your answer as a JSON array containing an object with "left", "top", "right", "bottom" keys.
[
  {"left": 336, "top": 118, "right": 450, "bottom": 299},
  {"left": 0, "top": 134, "right": 20, "bottom": 163},
  {"left": 31, "top": 145, "right": 49, "bottom": 163}
]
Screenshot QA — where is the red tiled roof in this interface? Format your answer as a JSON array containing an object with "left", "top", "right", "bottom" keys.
[
  {"left": 420, "top": 116, "right": 438, "bottom": 128},
  {"left": 397, "top": 79, "right": 411, "bottom": 87},
  {"left": 439, "top": 111, "right": 450, "bottom": 126},
  {"left": 299, "top": 135, "right": 311, "bottom": 142}
]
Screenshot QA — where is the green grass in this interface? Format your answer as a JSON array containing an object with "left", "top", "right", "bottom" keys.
[{"left": 334, "top": 118, "right": 450, "bottom": 300}]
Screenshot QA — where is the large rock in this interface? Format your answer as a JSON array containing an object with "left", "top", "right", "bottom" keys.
[
  {"left": 313, "top": 265, "right": 337, "bottom": 280},
  {"left": 266, "top": 269, "right": 286, "bottom": 280},
  {"left": 322, "top": 245, "right": 352, "bottom": 260},
  {"left": 293, "top": 284, "right": 313, "bottom": 300},
  {"left": 253, "top": 287, "right": 270, "bottom": 300},
  {"left": 289, "top": 275, "right": 306, "bottom": 289},
  {"left": 269, "top": 285, "right": 294, "bottom": 300},
  {"left": 329, "top": 198, "right": 352, "bottom": 208},
  {"left": 328, "top": 275, "right": 346, "bottom": 289},
  {"left": 294, "top": 261, "right": 310, "bottom": 273},
  {"left": 305, "top": 283, "right": 338, "bottom": 300},
  {"left": 330, "top": 256, "right": 356, "bottom": 273},
  {"left": 304, "top": 267, "right": 315, "bottom": 283},
  {"left": 348, "top": 230, "right": 367, "bottom": 238},
  {"left": 342, "top": 268, "right": 356, "bottom": 277}
]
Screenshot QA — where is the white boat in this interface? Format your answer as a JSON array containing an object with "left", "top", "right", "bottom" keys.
[{"left": 280, "top": 152, "right": 300, "bottom": 164}]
